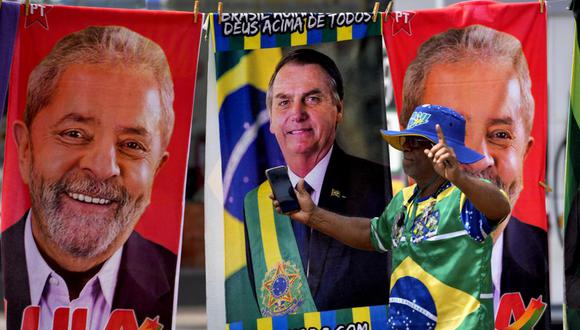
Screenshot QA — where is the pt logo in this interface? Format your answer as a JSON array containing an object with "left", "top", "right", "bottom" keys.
[
  {"left": 495, "top": 293, "right": 546, "bottom": 329},
  {"left": 25, "top": 4, "right": 53, "bottom": 30},
  {"left": 389, "top": 11, "right": 416, "bottom": 36}
]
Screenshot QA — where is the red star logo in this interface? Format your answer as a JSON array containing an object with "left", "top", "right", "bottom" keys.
[
  {"left": 389, "top": 11, "right": 416, "bottom": 36},
  {"left": 25, "top": 4, "right": 53, "bottom": 30},
  {"left": 262, "top": 262, "right": 299, "bottom": 308},
  {"left": 139, "top": 316, "right": 163, "bottom": 330}
]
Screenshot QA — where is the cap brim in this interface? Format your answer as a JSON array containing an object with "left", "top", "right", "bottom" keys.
[
  {"left": 380, "top": 129, "right": 436, "bottom": 150},
  {"left": 450, "top": 144, "right": 484, "bottom": 164},
  {"left": 381, "top": 129, "right": 484, "bottom": 164}
]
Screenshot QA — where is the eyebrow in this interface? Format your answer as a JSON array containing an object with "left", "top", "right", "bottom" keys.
[
  {"left": 51, "top": 113, "right": 97, "bottom": 128},
  {"left": 486, "top": 117, "right": 514, "bottom": 126},
  {"left": 274, "top": 88, "right": 324, "bottom": 99},
  {"left": 116, "top": 126, "right": 152, "bottom": 140},
  {"left": 51, "top": 112, "right": 152, "bottom": 139},
  {"left": 463, "top": 113, "right": 514, "bottom": 127}
]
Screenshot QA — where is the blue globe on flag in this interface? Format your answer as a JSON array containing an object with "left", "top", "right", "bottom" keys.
[{"left": 388, "top": 276, "right": 437, "bottom": 329}]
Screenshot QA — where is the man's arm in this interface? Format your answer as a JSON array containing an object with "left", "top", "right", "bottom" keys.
[
  {"left": 272, "top": 180, "right": 375, "bottom": 251},
  {"left": 427, "top": 124, "right": 511, "bottom": 222}
]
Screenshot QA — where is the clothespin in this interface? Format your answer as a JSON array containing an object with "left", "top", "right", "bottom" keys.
[
  {"left": 384, "top": 0, "right": 394, "bottom": 22},
  {"left": 539, "top": 0, "right": 545, "bottom": 13},
  {"left": 539, "top": 181, "right": 553, "bottom": 193},
  {"left": 202, "top": 13, "right": 210, "bottom": 40},
  {"left": 217, "top": 1, "right": 223, "bottom": 24},
  {"left": 26, "top": 0, "right": 30, "bottom": 15},
  {"left": 372, "top": 2, "right": 380, "bottom": 22},
  {"left": 193, "top": 0, "right": 199, "bottom": 23}
]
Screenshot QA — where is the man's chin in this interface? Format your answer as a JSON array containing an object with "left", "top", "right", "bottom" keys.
[
  {"left": 40, "top": 210, "right": 123, "bottom": 260},
  {"left": 53, "top": 229, "right": 116, "bottom": 260},
  {"left": 54, "top": 248, "right": 116, "bottom": 273}
]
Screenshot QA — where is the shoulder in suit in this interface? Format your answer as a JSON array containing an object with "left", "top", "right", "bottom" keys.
[
  {"left": 1, "top": 213, "right": 177, "bottom": 329},
  {"left": 113, "top": 231, "right": 177, "bottom": 328},
  {"left": 501, "top": 215, "right": 550, "bottom": 328}
]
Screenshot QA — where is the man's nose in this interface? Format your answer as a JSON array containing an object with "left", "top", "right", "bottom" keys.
[
  {"left": 79, "top": 141, "right": 121, "bottom": 179},
  {"left": 289, "top": 100, "right": 308, "bottom": 121}
]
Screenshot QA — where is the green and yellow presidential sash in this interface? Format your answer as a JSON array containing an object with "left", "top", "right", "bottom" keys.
[{"left": 244, "top": 182, "right": 317, "bottom": 317}]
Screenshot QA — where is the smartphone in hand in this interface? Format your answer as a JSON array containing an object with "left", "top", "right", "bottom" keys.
[{"left": 265, "top": 165, "right": 300, "bottom": 214}]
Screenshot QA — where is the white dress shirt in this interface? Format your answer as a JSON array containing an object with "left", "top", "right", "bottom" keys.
[
  {"left": 492, "top": 231, "right": 504, "bottom": 316},
  {"left": 25, "top": 213, "right": 123, "bottom": 330},
  {"left": 287, "top": 146, "right": 334, "bottom": 205}
]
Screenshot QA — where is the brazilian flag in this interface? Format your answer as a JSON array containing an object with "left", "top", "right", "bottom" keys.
[
  {"left": 566, "top": 1, "right": 580, "bottom": 328},
  {"left": 210, "top": 16, "right": 285, "bottom": 324}
]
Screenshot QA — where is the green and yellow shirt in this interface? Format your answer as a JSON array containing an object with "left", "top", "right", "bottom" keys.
[{"left": 370, "top": 182, "right": 499, "bottom": 329}]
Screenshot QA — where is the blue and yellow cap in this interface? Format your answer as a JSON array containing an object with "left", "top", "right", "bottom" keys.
[{"left": 380, "top": 104, "right": 484, "bottom": 164}]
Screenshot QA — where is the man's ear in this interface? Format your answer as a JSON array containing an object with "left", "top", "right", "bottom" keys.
[
  {"left": 13, "top": 121, "right": 32, "bottom": 185},
  {"left": 523, "top": 136, "right": 534, "bottom": 159},
  {"left": 336, "top": 101, "right": 344, "bottom": 125},
  {"left": 154, "top": 151, "right": 170, "bottom": 177},
  {"left": 269, "top": 109, "right": 274, "bottom": 134}
]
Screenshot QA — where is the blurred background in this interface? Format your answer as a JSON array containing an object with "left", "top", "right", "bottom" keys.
[{"left": 0, "top": 0, "right": 573, "bottom": 329}]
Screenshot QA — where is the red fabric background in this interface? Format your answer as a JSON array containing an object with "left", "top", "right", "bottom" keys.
[
  {"left": 2, "top": 4, "right": 203, "bottom": 253},
  {"left": 383, "top": 1, "right": 547, "bottom": 231}
]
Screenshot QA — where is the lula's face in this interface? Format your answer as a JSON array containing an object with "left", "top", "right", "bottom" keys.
[
  {"left": 269, "top": 63, "right": 342, "bottom": 162},
  {"left": 18, "top": 63, "right": 168, "bottom": 263},
  {"left": 422, "top": 61, "right": 533, "bottom": 204}
]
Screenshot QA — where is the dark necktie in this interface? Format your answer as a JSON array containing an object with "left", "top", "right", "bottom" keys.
[
  {"left": 302, "top": 181, "right": 314, "bottom": 195},
  {"left": 293, "top": 181, "right": 314, "bottom": 275}
]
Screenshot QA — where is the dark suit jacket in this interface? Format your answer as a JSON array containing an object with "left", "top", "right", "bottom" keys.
[
  {"left": 2, "top": 214, "right": 177, "bottom": 330},
  {"left": 246, "top": 145, "right": 392, "bottom": 311},
  {"left": 501, "top": 216, "right": 550, "bottom": 328}
]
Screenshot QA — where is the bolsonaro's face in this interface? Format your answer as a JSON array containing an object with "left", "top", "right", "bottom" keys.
[{"left": 269, "top": 63, "right": 343, "bottom": 162}]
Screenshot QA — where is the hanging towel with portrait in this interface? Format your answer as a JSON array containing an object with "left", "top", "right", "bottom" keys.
[
  {"left": 206, "top": 11, "right": 394, "bottom": 329},
  {"left": 1, "top": 4, "right": 202, "bottom": 330},
  {"left": 383, "top": 2, "right": 548, "bottom": 329}
]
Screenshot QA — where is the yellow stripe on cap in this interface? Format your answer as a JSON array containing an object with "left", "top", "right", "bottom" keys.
[{"left": 380, "top": 132, "right": 435, "bottom": 151}]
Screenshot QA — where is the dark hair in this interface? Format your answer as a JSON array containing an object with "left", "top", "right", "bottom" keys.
[{"left": 266, "top": 48, "right": 344, "bottom": 110}]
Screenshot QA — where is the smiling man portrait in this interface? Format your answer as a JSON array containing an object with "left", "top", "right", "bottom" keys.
[
  {"left": 2, "top": 25, "right": 177, "bottom": 330},
  {"left": 243, "top": 49, "right": 391, "bottom": 316},
  {"left": 400, "top": 24, "right": 549, "bottom": 327}
]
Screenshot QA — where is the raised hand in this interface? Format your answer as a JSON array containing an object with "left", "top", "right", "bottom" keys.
[
  {"left": 425, "top": 124, "right": 461, "bottom": 181},
  {"left": 270, "top": 179, "right": 316, "bottom": 225}
]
